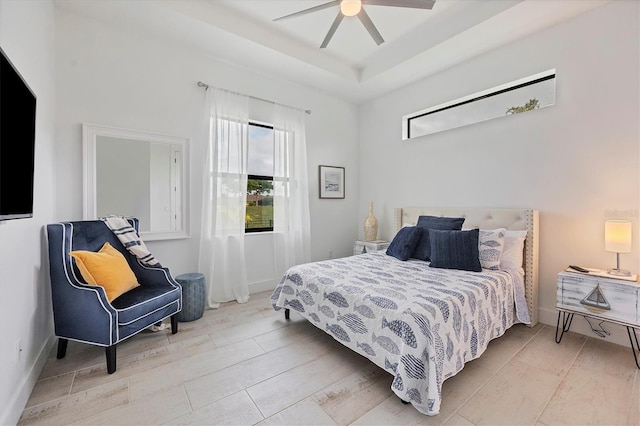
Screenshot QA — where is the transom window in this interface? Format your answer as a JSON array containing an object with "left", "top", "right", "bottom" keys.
[{"left": 402, "top": 69, "right": 556, "bottom": 139}]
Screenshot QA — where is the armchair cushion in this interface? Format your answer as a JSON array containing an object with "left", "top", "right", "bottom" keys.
[
  {"left": 70, "top": 242, "right": 140, "bottom": 302},
  {"left": 112, "top": 283, "right": 182, "bottom": 328}
]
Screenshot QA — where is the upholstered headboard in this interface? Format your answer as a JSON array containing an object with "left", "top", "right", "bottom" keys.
[{"left": 393, "top": 207, "right": 539, "bottom": 326}]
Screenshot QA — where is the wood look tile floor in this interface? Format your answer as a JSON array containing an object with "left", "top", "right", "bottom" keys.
[{"left": 19, "top": 291, "right": 639, "bottom": 425}]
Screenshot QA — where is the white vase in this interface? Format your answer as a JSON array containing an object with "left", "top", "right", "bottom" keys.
[{"left": 364, "top": 202, "right": 378, "bottom": 241}]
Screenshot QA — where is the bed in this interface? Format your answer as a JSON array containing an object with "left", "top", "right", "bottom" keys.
[{"left": 270, "top": 207, "right": 539, "bottom": 416}]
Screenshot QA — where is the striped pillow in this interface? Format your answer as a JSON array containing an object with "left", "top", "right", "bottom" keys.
[
  {"left": 386, "top": 226, "right": 422, "bottom": 261},
  {"left": 428, "top": 229, "right": 481, "bottom": 272}
]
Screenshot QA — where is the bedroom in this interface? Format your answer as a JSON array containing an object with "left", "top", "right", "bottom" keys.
[{"left": 0, "top": 0, "right": 638, "bottom": 424}]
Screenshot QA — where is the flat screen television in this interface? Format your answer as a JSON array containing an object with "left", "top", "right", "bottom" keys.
[{"left": 0, "top": 47, "right": 37, "bottom": 220}]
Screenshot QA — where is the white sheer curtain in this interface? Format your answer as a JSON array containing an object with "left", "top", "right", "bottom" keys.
[
  {"left": 273, "top": 104, "right": 311, "bottom": 276},
  {"left": 199, "top": 88, "right": 250, "bottom": 308}
]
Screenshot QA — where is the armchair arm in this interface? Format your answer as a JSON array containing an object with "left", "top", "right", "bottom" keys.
[
  {"left": 47, "top": 223, "right": 119, "bottom": 346},
  {"left": 129, "top": 260, "right": 181, "bottom": 289}
]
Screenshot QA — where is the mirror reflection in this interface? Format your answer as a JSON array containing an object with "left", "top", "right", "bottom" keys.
[{"left": 83, "top": 124, "right": 189, "bottom": 240}]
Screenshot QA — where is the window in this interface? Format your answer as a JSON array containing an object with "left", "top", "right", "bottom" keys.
[
  {"left": 246, "top": 122, "right": 274, "bottom": 232},
  {"left": 402, "top": 69, "right": 556, "bottom": 139}
]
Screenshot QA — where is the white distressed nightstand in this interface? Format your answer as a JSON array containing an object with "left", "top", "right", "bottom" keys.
[
  {"left": 353, "top": 240, "right": 390, "bottom": 255},
  {"left": 556, "top": 270, "right": 640, "bottom": 368}
]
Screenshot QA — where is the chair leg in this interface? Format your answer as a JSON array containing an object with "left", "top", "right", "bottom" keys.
[
  {"left": 171, "top": 314, "right": 178, "bottom": 334},
  {"left": 105, "top": 345, "right": 117, "bottom": 374},
  {"left": 57, "top": 338, "right": 68, "bottom": 359}
]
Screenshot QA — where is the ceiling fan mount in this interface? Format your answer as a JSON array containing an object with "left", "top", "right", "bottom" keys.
[{"left": 273, "top": 0, "right": 436, "bottom": 49}]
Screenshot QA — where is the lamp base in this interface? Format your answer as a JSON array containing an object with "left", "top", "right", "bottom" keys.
[{"left": 607, "top": 268, "right": 631, "bottom": 277}]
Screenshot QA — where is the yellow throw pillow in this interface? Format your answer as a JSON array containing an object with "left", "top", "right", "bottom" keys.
[{"left": 70, "top": 242, "right": 140, "bottom": 302}]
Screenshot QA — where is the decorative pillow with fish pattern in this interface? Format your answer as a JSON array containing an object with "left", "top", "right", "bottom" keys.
[{"left": 478, "top": 228, "right": 506, "bottom": 270}]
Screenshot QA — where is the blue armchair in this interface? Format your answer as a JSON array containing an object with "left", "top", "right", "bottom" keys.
[{"left": 46, "top": 218, "right": 182, "bottom": 374}]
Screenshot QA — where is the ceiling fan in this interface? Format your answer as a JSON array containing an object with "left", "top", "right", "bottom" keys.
[{"left": 273, "top": 0, "right": 436, "bottom": 48}]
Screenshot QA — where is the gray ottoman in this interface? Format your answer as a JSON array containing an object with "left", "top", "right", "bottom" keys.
[{"left": 175, "top": 273, "right": 206, "bottom": 322}]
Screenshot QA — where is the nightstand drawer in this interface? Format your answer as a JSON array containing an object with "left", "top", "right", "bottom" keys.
[
  {"left": 557, "top": 273, "right": 639, "bottom": 326},
  {"left": 354, "top": 240, "right": 390, "bottom": 255}
]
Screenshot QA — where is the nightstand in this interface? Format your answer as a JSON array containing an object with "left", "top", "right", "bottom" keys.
[
  {"left": 353, "top": 240, "right": 389, "bottom": 255},
  {"left": 556, "top": 270, "right": 640, "bottom": 368}
]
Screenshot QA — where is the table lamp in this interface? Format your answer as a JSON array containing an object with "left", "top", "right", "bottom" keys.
[{"left": 604, "top": 220, "right": 632, "bottom": 276}]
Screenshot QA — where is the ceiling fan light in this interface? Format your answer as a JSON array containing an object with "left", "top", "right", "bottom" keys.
[{"left": 340, "top": 0, "right": 362, "bottom": 17}]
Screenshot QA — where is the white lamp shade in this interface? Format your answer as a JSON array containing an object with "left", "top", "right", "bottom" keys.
[
  {"left": 604, "top": 220, "right": 632, "bottom": 253},
  {"left": 340, "top": 0, "right": 362, "bottom": 16}
]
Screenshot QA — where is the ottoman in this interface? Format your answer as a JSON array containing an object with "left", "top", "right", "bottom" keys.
[{"left": 175, "top": 273, "right": 206, "bottom": 322}]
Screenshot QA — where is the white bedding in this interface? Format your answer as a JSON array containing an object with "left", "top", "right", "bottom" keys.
[{"left": 271, "top": 252, "right": 529, "bottom": 416}]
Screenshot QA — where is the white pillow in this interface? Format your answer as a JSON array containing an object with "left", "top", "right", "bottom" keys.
[
  {"left": 478, "top": 228, "right": 506, "bottom": 270},
  {"left": 500, "top": 230, "right": 527, "bottom": 274}
]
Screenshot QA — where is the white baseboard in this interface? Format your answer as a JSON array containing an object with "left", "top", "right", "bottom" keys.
[
  {"left": 538, "top": 307, "right": 631, "bottom": 348},
  {"left": 1, "top": 333, "right": 56, "bottom": 426},
  {"left": 249, "top": 279, "right": 277, "bottom": 294}
]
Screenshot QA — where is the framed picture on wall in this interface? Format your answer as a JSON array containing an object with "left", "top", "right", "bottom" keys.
[{"left": 319, "top": 165, "right": 345, "bottom": 199}]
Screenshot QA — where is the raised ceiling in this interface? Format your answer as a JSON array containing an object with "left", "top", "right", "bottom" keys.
[{"left": 55, "top": 0, "right": 610, "bottom": 103}]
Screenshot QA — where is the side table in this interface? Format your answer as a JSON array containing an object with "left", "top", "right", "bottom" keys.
[
  {"left": 353, "top": 240, "right": 390, "bottom": 255},
  {"left": 175, "top": 273, "right": 206, "bottom": 322},
  {"left": 555, "top": 270, "right": 639, "bottom": 368}
]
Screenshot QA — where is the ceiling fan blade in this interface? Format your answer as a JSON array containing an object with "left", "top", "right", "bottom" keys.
[
  {"left": 363, "top": 0, "right": 436, "bottom": 9},
  {"left": 357, "top": 8, "right": 384, "bottom": 45},
  {"left": 320, "top": 12, "right": 344, "bottom": 48},
  {"left": 273, "top": 1, "right": 340, "bottom": 22}
]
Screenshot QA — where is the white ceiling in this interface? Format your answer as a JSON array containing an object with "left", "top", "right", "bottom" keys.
[{"left": 55, "top": 0, "right": 610, "bottom": 103}]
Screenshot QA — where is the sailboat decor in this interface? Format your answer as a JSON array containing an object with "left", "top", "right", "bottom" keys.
[{"left": 580, "top": 284, "right": 611, "bottom": 313}]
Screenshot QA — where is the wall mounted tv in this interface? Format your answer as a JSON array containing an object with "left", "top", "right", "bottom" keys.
[{"left": 0, "top": 47, "right": 37, "bottom": 221}]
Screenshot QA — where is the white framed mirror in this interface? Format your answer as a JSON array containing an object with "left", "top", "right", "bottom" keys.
[{"left": 83, "top": 123, "right": 189, "bottom": 241}]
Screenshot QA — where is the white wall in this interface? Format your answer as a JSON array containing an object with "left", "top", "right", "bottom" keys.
[
  {"left": 357, "top": 1, "right": 639, "bottom": 345},
  {"left": 0, "top": 1, "right": 57, "bottom": 424},
  {"left": 4, "top": 1, "right": 636, "bottom": 422},
  {"left": 54, "top": 7, "right": 360, "bottom": 293}
]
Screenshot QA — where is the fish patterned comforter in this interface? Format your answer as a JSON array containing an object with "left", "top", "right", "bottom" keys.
[{"left": 270, "top": 252, "right": 529, "bottom": 416}]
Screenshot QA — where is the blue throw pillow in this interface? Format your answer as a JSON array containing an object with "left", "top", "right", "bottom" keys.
[
  {"left": 386, "top": 226, "right": 422, "bottom": 261},
  {"left": 412, "top": 215, "right": 465, "bottom": 261},
  {"left": 429, "top": 229, "right": 482, "bottom": 272}
]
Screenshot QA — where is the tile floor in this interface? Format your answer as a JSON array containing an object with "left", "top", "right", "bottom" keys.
[{"left": 19, "top": 291, "right": 639, "bottom": 425}]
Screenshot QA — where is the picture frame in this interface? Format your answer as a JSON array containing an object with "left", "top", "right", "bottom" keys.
[{"left": 318, "top": 165, "right": 345, "bottom": 199}]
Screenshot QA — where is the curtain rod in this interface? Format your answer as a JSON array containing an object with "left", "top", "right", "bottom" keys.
[{"left": 197, "top": 81, "right": 311, "bottom": 115}]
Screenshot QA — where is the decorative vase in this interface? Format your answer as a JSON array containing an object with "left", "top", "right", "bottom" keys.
[{"left": 364, "top": 202, "right": 378, "bottom": 241}]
